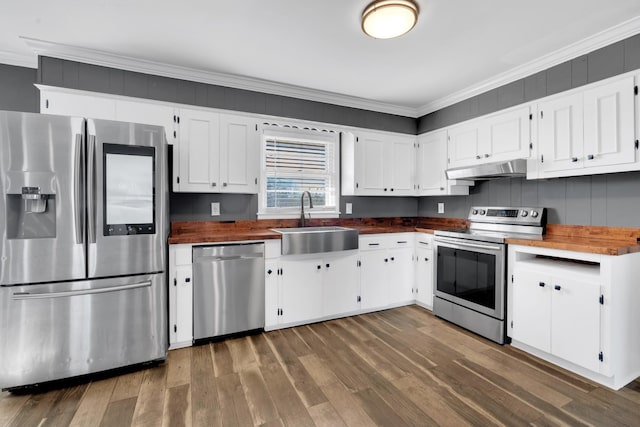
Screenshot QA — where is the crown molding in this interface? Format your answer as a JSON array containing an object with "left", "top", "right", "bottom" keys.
[
  {"left": 416, "top": 15, "right": 640, "bottom": 117},
  {"left": 0, "top": 50, "right": 37, "bottom": 69},
  {"left": 21, "top": 36, "right": 418, "bottom": 118}
]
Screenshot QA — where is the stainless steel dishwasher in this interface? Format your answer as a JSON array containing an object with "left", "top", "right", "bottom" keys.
[{"left": 193, "top": 243, "right": 265, "bottom": 341}]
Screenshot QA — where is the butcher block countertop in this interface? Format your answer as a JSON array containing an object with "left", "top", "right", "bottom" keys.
[
  {"left": 169, "top": 218, "right": 640, "bottom": 255},
  {"left": 168, "top": 217, "right": 467, "bottom": 245},
  {"left": 506, "top": 224, "right": 640, "bottom": 256}
]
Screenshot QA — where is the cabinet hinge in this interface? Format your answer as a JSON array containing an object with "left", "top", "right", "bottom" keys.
[
  {"left": 635, "top": 140, "right": 639, "bottom": 150},
  {"left": 173, "top": 130, "right": 177, "bottom": 138},
  {"left": 255, "top": 124, "right": 258, "bottom": 131},
  {"left": 174, "top": 324, "right": 177, "bottom": 333},
  {"left": 598, "top": 352, "right": 604, "bottom": 362},
  {"left": 599, "top": 295, "right": 604, "bottom": 305},
  {"left": 176, "top": 176, "right": 180, "bottom": 184},
  {"left": 511, "top": 274, "right": 514, "bottom": 283},
  {"left": 255, "top": 177, "right": 258, "bottom": 185},
  {"left": 541, "top": 154, "right": 544, "bottom": 163},
  {"left": 529, "top": 113, "right": 533, "bottom": 120},
  {"left": 529, "top": 142, "right": 533, "bottom": 150},
  {"left": 357, "top": 260, "right": 361, "bottom": 267},
  {"left": 357, "top": 296, "right": 361, "bottom": 303},
  {"left": 635, "top": 85, "right": 638, "bottom": 96},
  {"left": 173, "top": 278, "right": 177, "bottom": 286},
  {"left": 447, "top": 158, "right": 450, "bottom": 164},
  {"left": 510, "top": 320, "right": 513, "bottom": 328},
  {"left": 540, "top": 111, "right": 544, "bottom": 119},
  {"left": 46, "top": 99, "right": 49, "bottom": 109}
]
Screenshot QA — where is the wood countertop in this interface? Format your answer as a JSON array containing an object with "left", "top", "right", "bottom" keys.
[
  {"left": 169, "top": 219, "right": 640, "bottom": 255},
  {"left": 506, "top": 224, "right": 640, "bottom": 256},
  {"left": 168, "top": 217, "right": 466, "bottom": 245}
]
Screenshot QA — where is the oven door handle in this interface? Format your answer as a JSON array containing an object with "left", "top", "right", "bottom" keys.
[{"left": 435, "top": 236, "right": 502, "bottom": 252}]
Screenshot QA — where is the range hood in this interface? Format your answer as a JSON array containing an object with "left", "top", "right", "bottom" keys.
[{"left": 446, "top": 159, "right": 527, "bottom": 180}]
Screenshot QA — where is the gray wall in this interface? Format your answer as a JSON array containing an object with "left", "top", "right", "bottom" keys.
[
  {"left": 38, "top": 56, "right": 419, "bottom": 221},
  {"left": 417, "top": 33, "right": 640, "bottom": 133},
  {"left": 0, "top": 64, "right": 38, "bottom": 113},
  {"left": 418, "top": 172, "right": 640, "bottom": 228}
]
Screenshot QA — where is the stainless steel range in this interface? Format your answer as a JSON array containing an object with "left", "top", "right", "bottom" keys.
[{"left": 433, "top": 206, "right": 546, "bottom": 344}]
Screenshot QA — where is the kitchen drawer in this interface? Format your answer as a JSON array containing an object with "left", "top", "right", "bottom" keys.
[
  {"left": 389, "top": 233, "right": 414, "bottom": 249},
  {"left": 359, "top": 234, "right": 390, "bottom": 251},
  {"left": 415, "top": 233, "right": 434, "bottom": 249}
]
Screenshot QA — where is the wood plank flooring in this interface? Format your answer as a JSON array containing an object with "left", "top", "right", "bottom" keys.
[{"left": 2, "top": 306, "right": 639, "bottom": 426}]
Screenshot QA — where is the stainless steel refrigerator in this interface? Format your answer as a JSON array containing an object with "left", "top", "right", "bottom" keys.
[{"left": 0, "top": 111, "right": 168, "bottom": 390}]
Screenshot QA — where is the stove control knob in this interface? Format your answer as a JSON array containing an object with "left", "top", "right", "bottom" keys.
[
  {"left": 472, "top": 209, "right": 478, "bottom": 215},
  {"left": 479, "top": 209, "right": 486, "bottom": 215},
  {"left": 531, "top": 210, "right": 539, "bottom": 218},
  {"left": 521, "top": 210, "right": 528, "bottom": 217}
]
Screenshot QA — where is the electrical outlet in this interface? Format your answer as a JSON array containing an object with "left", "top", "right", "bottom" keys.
[
  {"left": 210, "top": 202, "right": 220, "bottom": 216},
  {"left": 346, "top": 202, "right": 353, "bottom": 215},
  {"left": 438, "top": 202, "right": 445, "bottom": 214}
]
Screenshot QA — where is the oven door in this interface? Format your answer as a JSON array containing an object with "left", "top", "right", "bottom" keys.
[{"left": 434, "top": 236, "right": 505, "bottom": 319}]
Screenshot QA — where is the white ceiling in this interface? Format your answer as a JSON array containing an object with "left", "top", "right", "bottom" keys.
[{"left": 2, "top": 1, "right": 640, "bottom": 117}]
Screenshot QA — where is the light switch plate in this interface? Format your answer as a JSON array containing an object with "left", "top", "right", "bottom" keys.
[
  {"left": 346, "top": 202, "right": 353, "bottom": 215},
  {"left": 438, "top": 202, "right": 445, "bottom": 214},
  {"left": 211, "top": 202, "right": 220, "bottom": 216}
]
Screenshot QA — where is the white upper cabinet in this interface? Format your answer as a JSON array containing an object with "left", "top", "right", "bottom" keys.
[
  {"left": 219, "top": 114, "right": 259, "bottom": 193},
  {"left": 447, "top": 105, "right": 531, "bottom": 169},
  {"left": 342, "top": 130, "right": 416, "bottom": 196},
  {"left": 174, "top": 109, "right": 259, "bottom": 193},
  {"left": 416, "top": 130, "right": 472, "bottom": 196},
  {"left": 176, "top": 108, "right": 220, "bottom": 192},
  {"left": 40, "top": 87, "right": 117, "bottom": 120},
  {"left": 582, "top": 76, "right": 635, "bottom": 168},
  {"left": 532, "top": 73, "right": 638, "bottom": 179}
]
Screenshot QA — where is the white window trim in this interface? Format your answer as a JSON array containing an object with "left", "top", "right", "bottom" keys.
[{"left": 257, "top": 124, "right": 340, "bottom": 220}]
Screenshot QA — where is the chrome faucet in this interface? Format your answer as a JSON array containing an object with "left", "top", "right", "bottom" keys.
[{"left": 300, "top": 191, "right": 314, "bottom": 227}]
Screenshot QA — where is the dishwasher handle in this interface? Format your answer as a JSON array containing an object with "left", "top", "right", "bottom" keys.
[{"left": 194, "top": 254, "right": 264, "bottom": 262}]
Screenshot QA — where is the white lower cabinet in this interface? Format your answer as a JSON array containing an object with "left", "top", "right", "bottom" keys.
[
  {"left": 512, "top": 262, "right": 600, "bottom": 372},
  {"left": 265, "top": 251, "right": 360, "bottom": 330},
  {"left": 359, "top": 233, "right": 415, "bottom": 311},
  {"left": 168, "top": 244, "right": 194, "bottom": 349},
  {"left": 414, "top": 234, "right": 434, "bottom": 309},
  {"left": 508, "top": 245, "right": 640, "bottom": 390}
]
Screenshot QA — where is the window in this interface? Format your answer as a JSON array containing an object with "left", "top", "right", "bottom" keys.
[{"left": 258, "top": 125, "right": 339, "bottom": 219}]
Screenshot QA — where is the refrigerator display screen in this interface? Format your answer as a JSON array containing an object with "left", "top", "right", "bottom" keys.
[{"left": 104, "top": 144, "right": 156, "bottom": 236}]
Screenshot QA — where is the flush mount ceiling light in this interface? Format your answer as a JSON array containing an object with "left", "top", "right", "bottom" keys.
[{"left": 362, "top": 0, "right": 419, "bottom": 39}]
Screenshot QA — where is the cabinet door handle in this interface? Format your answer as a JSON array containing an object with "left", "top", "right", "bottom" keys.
[
  {"left": 384, "top": 188, "right": 388, "bottom": 191},
  {"left": 223, "top": 182, "right": 228, "bottom": 187},
  {"left": 539, "top": 282, "right": 545, "bottom": 287},
  {"left": 390, "top": 257, "right": 395, "bottom": 261},
  {"left": 317, "top": 265, "right": 321, "bottom": 270},
  {"left": 390, "top": 188, "right": 394, "bottom": 192},
  {"left": 554, "top": 285, "right": 561, "bottom": 291},
  {"left": 211, "top": 182, "right": 217, "bottom": 187},
  {"left": 424, "top": 257, "right": 429, "bottom": 262},
  {"left": 571, "top": 157, "right": 578, "bottom": 162},
  {"left": 368, "top": 243, "right": 380, "bottom": 246},
  {"left": 484, "top": 153, "right": 490, "bottom": 158},
  {"left": 587, "top": 154, "right": 595, "bottom": 160},
  {"left": 326, "top": 263, "right": 330, "bottom": 268},
  {"left": 267, "top": 269, "right": 273, "bottom": 275},
  {"left": 476, "top": 155, "right": 481, "bottom": 159},
  {"left": 384, "top": 258, "right": 388, "bottom": 263}
]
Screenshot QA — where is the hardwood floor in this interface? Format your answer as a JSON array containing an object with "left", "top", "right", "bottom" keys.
[{"left": 2, "top": 306, "right": 639, "bottom": 426}]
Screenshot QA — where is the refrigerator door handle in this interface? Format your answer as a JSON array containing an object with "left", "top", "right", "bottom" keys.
[
  {"left": 87, "top": 134, "right": 97, "bottom": 244},
  {"left": 11, "top": 281, "right": 152, "bottom": 300},
  {"left": 74, "top": 133, "right": 84, "bottom": 244}
]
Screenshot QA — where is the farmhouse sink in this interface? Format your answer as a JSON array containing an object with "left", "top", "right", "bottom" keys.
[{"left": 271, "top": 226, "right": 359, "bottom": 255}]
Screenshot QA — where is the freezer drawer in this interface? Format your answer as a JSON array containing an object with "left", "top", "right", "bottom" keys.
[
  {"left": 0, "top": 273, "right": 167, "bottom": 390},
  {"left": 193, "top": 243, "right": 265, "bottom": 340}
]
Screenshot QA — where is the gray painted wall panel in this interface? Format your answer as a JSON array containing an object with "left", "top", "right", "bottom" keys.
[
  {"left": 79, "top": 63, "right": 111, "bottom": 93},
  {"left": 497, "top": 80, "right": 525, "bottom": 109},
  {"left": 591, "top": 175, "right": 607, "bottom": 225},
  {"left": 63, "top": 60, "right": 79, "bottom": 88},
  {"left": 123, "top": 70, "right": 149, "bottom": 98},
  {"left": 524, "top": 71, "right": 547, "bottom": 101},
  {"left": 571, "top": 55, "right": 589, "bottom": 87},
  {"left": 546, "top": 62, "right": 572, "bottom": 95},
  {"left": 587, "top": 41, "right": 625, "bottom": 83},
  {"left": 0, "top": 64, "right": 38, "bottom": 113},
  {"left": 108, "top": 68, "right": 125, "bottom": 95},
  {"left": 624, "top": 33, "right": 640, "bottom": 71},
  {"left": 478, "top": 90, "right": 498, "bottom": 115},
  {"left": 565, "top": 176, "right": 592, "bottom": 225}
]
